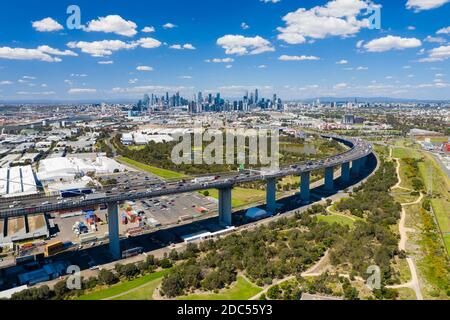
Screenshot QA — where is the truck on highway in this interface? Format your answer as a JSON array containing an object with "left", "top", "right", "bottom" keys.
[{"left": 191, "top": 176, "right": 219, "bottom": 184}]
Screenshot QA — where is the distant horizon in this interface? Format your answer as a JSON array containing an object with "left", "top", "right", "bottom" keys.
[
  {"left": 1, "top": 95, "right": 450, "bottom": 105},
  {"left": 0, "top": 1, "right": 449, "bottom": 101}
]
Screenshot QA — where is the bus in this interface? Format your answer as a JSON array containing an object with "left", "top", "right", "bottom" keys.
[{"left": 122, "top": 247, "right": 144, "bottom": 259}]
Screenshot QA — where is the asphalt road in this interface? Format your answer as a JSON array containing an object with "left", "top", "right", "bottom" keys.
[{"left": 0, "top": 135, "right": 373, "bottom": 218}]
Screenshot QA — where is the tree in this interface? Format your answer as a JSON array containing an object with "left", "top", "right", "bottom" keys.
[
  {"left": 53, "top": 281, "right": 69, "bottom": 298},
  {"left": 267, "top": 285, "right": 282, "bottom": 300},
  {"left": 343, "top": 283, "right": 359, "bottom": 300},
  {"left": 98, "top": 269, "right": 118, "bottom": 285},
  {"left": 158, "top": 258, "right": 173, "bottom": 269}
]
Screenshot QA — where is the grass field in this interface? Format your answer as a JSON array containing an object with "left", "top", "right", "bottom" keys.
[
  {"left": 417, "top": 152, "right": 450, "bottom": 254},
  {"left": 317, "top": 214, "right": 355, "bottom": 227},
  {"left": 77, "top": 269, "right": 171, "bottom": 300},
  {"left": 180, "top": 276, "right": 262, "bottom": 300},
  {"left": 392, "top": 147, "right": 420, "bottom": 160},
  {"left": 391, "top": 190, "right": 418, "bottom": 204},
  {"left": 116, "top": 156, "right": 187, "bottom": 180},
  {"left": 203, "top": 187, "right": 266, "bottom": 208},
  {"left": 112, "top": 278, "right": 163, "bottom": 300}
]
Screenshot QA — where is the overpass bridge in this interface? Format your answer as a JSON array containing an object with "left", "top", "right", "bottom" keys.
[{"left": 0, "top": 135, "right": 375, "bottom": 260}]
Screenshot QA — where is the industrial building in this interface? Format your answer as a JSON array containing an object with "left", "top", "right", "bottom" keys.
[
  {"left": 17, "top": 261, "right": 69, "bottom": 286},
  {"left": 0, "top": 214, "right": 49, "bottom": 243},
  {"left": 121, "top": 130, "right": 175, "bottom": 145},
  {"left": 37, "top": 156, "right": 124, "bottom": 183},
  {"left": 0, "top": 165, "right": 38, "bottom": 198}
]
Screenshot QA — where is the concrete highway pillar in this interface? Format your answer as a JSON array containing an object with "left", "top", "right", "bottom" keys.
[
  {"left": 266, "top": 177, "right": 277, "bottom": 213},
  {"left": 351, "top": 159, "right": 361, "bottom": 177},
  {"left": 218, "top": 187, "right": 233, "bottom": 226},
  {"left": 324, "top": 166, "right": 335, "bottom": 191},
  {"left": 300, "top": 171, "right": 311, "bottom": 203},
  {"left": 341, "top": 162, "right": 351, "bottom": 184},
  {"left": 107, "top": 202, "right": 121, "bottom": 260}
]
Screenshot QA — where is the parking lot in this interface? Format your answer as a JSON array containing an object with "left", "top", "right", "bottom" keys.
[{"left": 50, "top": 191, "right": 218, "bottom": 248}]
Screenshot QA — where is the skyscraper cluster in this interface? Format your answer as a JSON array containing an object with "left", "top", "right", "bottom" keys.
[{"left": 135, "top": 89, "right": 283, "bottom": 113}]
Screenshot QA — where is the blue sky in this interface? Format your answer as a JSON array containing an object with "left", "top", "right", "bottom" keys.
[{"left": 0, "top": 0, "right": 449, "bottom": 101}]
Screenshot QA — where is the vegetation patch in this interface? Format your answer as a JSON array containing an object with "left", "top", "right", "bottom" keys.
[
  {"left": 77, "top": 269, "right": 171, "bottom": 300},
  {"left": 116, "top": 156, "right": 187, "bottom": 180},
  {"left": 180, "top": 276, "right": 262, "bottom": 300}
]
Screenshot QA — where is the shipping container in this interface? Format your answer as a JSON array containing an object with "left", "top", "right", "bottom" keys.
[{"left": 44, "top": 241, "right": 64, "bottom": 257}]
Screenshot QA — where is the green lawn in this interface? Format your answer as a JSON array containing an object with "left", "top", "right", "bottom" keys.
[
  {"left": 112, "top": 278, "right": 163, "bottom": 300},
  {"left": 77, "top": 269, "right": 171, "bottom": 300},
  {"left": 116, "top": 156, "right": 187, "bottom": 180},
  {"left": 202, "top": 187, "right": 266, "bottom": 208},
  {"left": 317, "top": 214, "right": 355, "bottom": 227},
  {"left": 391, "top": 190, "right": 418, "bottom": 204},
  {"left": 180, "top": 276, "right": 262, "bottom": 300},
  {"left": 392, "top": 147, "right": 420, "bottom": 159},
  {"left": 417, "top": 152, "right": 450, "bottom": 254}
]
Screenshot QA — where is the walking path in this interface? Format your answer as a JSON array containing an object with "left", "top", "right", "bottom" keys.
[
  {"left": 249, "top": 251, "right": 330, "bottom": 300},
  {"left": 388, "top": 150, "right": 423, "bottom": 300},
  {"left": 249, "top": 150, "right": 424, "bottom": 301}
]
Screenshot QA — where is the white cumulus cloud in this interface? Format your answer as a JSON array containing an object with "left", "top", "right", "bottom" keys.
[
  {"left": 437, "top": 26, "right": 450, "bottom": 34},
  {"left": 68, "top": 88, "right": 97, "bottom": 94},
  {"left": 363, "top": 35, "right": 422, "bottom": 52},
  {"left": 170, "top": 43, "right": 196, "bottom": 50},
  {"left": 0, "top": 47, "right": 62, "bottom": 62},
  {"left": 419, "top": 45, "right": 450, "bottom": 62},
  {"left": 32, "top": 17, "right": 64, "bottom": 32},
  {"left": 142, "top": 26, "right": 155, "bottom": 33},
  {"left": 84, "top": 15, "right": 138, "bottom": 37},
  {"left": 136, "top": 66, "right": 153, "bottom": 71},
  {"left": 67, "top": 37, "right": 161, "bottom": 57},
  {"left": 217, "top": 35, "right": 274, "bottom": 55},
  {"left": 277, "top": 0, "right": 377, "bottom": 45},
  {"left": 279, "top": 55, "right": 320, "bottom": 61},
  {"left": 406, "top": 0, "right": 449, "bottom": 11},
  {"left": 163, "top": 23, "right": 177, "bottom": 29},
  {"left": 37, "top": 45, "right": 78, "bottom": 56},
  {"left": 205, "top": 58, "right": 235, "bottom": 63}
]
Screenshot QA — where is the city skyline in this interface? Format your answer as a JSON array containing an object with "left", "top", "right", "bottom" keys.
[{"left": 0, "top": 0, "right": 449, "bottom": 101}]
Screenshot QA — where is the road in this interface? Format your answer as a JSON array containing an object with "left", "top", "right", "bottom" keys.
[{"left": 1, "top": 135, "right": 373, "bottom": 218}]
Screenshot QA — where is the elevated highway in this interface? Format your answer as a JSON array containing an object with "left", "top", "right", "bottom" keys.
[{"left": 0, "top": 134, "right": 375, "bottom": 260}]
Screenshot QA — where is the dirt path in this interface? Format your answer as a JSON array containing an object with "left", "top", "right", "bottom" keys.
[
  {"left": 388, "top": 149, "right": 423, "bottom": 300},
  {"left": 249, "top": 251, "right": 330, "bottom": 300},
  {"left": 398, "top": 193, "right": 423, "bottom": 252},
  {"left": 392, "top": 157, "right": 411, "bottom": 191}
]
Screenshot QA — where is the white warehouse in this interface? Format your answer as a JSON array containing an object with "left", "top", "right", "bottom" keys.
[
  {"left": 38, "top": 156, "right": 125, "bottom": 183},
  {"left": 0, "top": 165, "right": 38, "bottom": 198}
]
